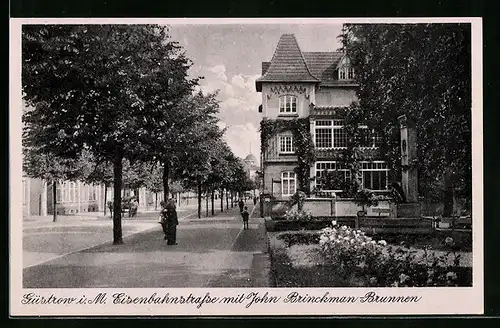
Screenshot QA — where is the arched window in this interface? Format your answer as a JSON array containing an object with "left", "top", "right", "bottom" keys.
[
  {"left": 279, "top": 95, "right": 297, "bottom": 113},
  {"left": 281, "top": 171, "right": 296, "bottom": 196},
  {"left": 338, "top": 66, "right": 355, "bottom": 80}
]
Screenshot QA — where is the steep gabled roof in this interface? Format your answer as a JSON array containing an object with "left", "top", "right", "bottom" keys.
[
  {"left": 303, "top": 52, "right": 344, "bottom": 84},
  {"left": 256, "top": 34, "right": 319, "bottom": 91}
]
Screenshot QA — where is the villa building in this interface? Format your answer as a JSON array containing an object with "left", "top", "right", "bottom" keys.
[{"left": 256, "top": 34, "right": 389, "bottom": 200}]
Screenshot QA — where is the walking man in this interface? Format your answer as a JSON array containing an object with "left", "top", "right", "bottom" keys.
[
  {"left": 241, "top": 206, "right": 250, "bottom": 230},
  {"left": 238, "top": 198, "right": 244, "bottom": 212}
]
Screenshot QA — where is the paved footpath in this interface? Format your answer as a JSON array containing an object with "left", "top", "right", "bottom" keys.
[{"left": 23, "top": 201, "right": 270, "bottom": 288}]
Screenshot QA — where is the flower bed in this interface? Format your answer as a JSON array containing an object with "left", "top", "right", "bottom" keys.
[{"left": 268, "top": 223, "right": 472, "bottom": 287}]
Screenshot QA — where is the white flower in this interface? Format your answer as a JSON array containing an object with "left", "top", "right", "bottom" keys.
[
  {"left": 357, "top": 230, "right": 362, "bottom": 234},
  {"left": 350, "top": 239, "right": 355, "bottom": 244},
  {"left": 331, "top": 220, "right": 337, "bottom": 226},
  {"left": 344, "top": 236, "right": 350, "bottom": 241},
  {"left": 361, "top": 242, "right": 366, "bottom": 246},
  {"left": 370, "top": 240, "right": 376, "bottom": 245},
  {"left": 378, "top": 240, "right": 387, "bottom": 246},
  {"left": 341, "top": 225, "right": 348, "bottom": 231},
  {"left": 446, "top": 272, "right": 457, "bottom": 280},
  {"left": 399, "top": 273, "right": 409, "bottom": 283}
]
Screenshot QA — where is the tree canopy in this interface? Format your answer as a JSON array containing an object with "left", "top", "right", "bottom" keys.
[{"left": 341, "top": 23, "right": 471, "bottom": 214}]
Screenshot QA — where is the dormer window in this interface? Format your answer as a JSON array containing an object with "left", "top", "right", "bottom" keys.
[
  {"left": 338, "top": 66, "right": 355, "bottom": 80},
  {"left": 337, "top": 55, "right": 355, "bottom": 81},
  {"left": 279, "top": 95, "right": 297, "bottom": 113}
]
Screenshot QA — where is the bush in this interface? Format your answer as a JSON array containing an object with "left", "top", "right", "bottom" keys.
[
  {"left": 276, "top": 231, "right": 320, "bottom": 247},
  {"left": 283, "top": 209, "right": 313, "bottom": 221}
]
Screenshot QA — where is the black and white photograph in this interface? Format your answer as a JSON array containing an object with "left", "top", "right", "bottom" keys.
[{"left": 10, "top": 18, "right": 483, "bottom": 316}]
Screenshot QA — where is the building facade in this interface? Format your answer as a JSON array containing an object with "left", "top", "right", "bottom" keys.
[
  {"left": 256, "top": 34, "right": 389, "bottom": 200},
  {"left": 22, "top": 174, "right": 202, "bottom": 217}
]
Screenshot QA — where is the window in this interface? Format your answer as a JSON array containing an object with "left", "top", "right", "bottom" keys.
[
  {"left": 56, "top": 184, "right": 62, "bottom": 203},
  {"left": 91, "top": 186, "right": 97, "bottom": 201},
  {"left": 314, "top": 120, "right": 347, "bottom": 149},
  {"left": 315, "top": 162, "right": 350, "bottom": 191},
  {"left": 279, "top": 135, "right": 295, "bottom": 153},
  {"left": 360, "top": 161, "right": 389, "bottom": 191},
  {"left": 279, "top": 95, "right": 298, "bottom": 114},
  {"left": 339, "top": 68, "right": 346, "bottom": 80},
  {"left": 358, "top": 126, "right": 382, "bottom": 148},
  {"left": 347, "top": 67, "right": 355, "bottom": 79},
  {"left": 69, "top": 182, "right": 76, "bottom": 202},
  {"left": 281, "top": 171, "right": 296, "bottom": 196},
  {"left": 339, "top": 66, "right": 355, "bottom": 80}
]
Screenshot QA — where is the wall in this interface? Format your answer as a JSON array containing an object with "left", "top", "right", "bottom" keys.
[
  {"left": 261, "top": 83, "right": 315, "bottom": 118},
  {"left": 263, "top": 133, "right": 299, "bottom": 161},
  {"left": 315, "top": 87, "right": 357, "bottom": 107},
  {"left": 302, "top": 198, "right": 333, "bottom": 216},
  {"left": 262, "top": 163, "right": 296, "bottom": 200},
  {"left": 334, "top": 198, "right": 396, "bottom": 217},
  {"left": 264, "top": 197, "right": 396, "bottom": 218}
]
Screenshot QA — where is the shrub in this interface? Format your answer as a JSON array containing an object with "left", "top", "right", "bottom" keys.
[
  {"left": 276, "top": 231, "right": 320, "bottom": 247},
  {"left": 283, "top": 208, "right": 313, "bottom": 221}
]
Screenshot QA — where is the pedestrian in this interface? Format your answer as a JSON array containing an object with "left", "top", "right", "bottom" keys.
[
  {"left": 107, "top": 201, "right": 113, "bottom": 218},
  {"left": 241, "top": 206, "right": 250, "bottom": 230},
  {"left": 253, "top": 196, "right": 257, "bottom": 206},
  {"left": 130, "top": 197, "right": 139, "bottom": 217},
  {"left": 238, "top": 198, "right": 244, "bottom": 212},
  {"left": 164, "top": 198, "right": 179, "bottom": 245}
]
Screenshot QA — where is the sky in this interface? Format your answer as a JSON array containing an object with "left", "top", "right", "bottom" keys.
[{"left": 167, "top": 23, "right": 344, "bottom": 164}]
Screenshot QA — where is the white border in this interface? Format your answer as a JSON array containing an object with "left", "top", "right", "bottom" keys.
[{"left": 9, "top": 17, "right": 483, "bottom": 316}]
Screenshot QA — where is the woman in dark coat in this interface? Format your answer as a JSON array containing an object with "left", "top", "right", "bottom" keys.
[{"left": 164, "top": 198, "right": 179, "bottom": 245}]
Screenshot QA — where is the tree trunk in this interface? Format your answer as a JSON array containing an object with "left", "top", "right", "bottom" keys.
[
  {"left": 112, "top": 149, "right": 124, "bottom": 245},
  {"left": 103, "top": 182, "right": 108, "bottom": 216},
  {"left": 163, "top": 160, "right": 170, "bottom": 202},
  {"left": 52, "top": 181, "right": 57, "bottom": 222},
  {"left": 231, "top": 191, "right": 234, "bottom": 207},
  {"left": 197, "top": 182, "right": 202, "bottom": 219},
  {"left": 211, "top": 189, "right": 215, "bottom": 215},
  {"left": 155, "top": 192, "right": 158, "bottom": 210},
  {"left": 205, "top": 187, "right": 209, "bottom": 217},
  {"left": 226, "top": 189, "right": 229, "bottom": 210},
  {"left": 220, "top": 188, "right": 224, "bottom": 213}
]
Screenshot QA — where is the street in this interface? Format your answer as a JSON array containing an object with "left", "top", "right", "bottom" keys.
[{"left": 23, "top": 201, "right": 269, "bottom": 288}]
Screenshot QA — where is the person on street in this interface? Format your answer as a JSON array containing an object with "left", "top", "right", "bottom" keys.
[
  {"left": 241, "top": 206, "right": 250, "bottom": 230},
  {"left": 253, "top": 196, "right": 257, "bottom": 206},
  {"left": 238, "top": 198, "right": 244, "bottom": 212},
  {"left": 129, "top": 197, "right": 139, "bottom": 217},
  {"left": 164, "top": 198, "right": 179, "bottom": 245},
  {"left": 107, "top": 201, "right": 113, "bottom": 218}
]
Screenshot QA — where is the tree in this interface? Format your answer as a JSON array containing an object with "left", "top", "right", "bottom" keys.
[
  {"left": 341, "top": 23, "right": 471, "bottom": 216},
  {"left": 135, "top": 47, "right": 201, "bottom": 202},
  {"left": 175, "top": 121, "right": 225, "bottom": 218},
  {"left": 22, "top": 25, "right": 183, "bottom": 244}
]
